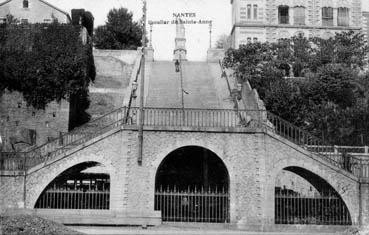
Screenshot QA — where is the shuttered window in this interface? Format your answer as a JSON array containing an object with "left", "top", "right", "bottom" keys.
[
  {"left": 337, "top": 7, "right": 349, "bottom": 26},
  {"left": 322, "top": 7, "right": 333, "bottom": 26},
  {"left": 294, "top": 7, "right": 305, "bottom": 25}
]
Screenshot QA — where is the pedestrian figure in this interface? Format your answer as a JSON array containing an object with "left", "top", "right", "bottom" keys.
[{"left": 175, "top": 59, "right": 180, "bottom": 72}]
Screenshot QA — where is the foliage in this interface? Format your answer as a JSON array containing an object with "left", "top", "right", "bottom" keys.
[
  {"left": 223, "top": 31, "right": 369, "bottom": 145},
  {"left": 0, "top": 22, "right": 95, "bottom": 128},
  {"left": 94, "top": 8, "right": 142, "bottom": 49},
  {"left": 71, "top": 9, "right": 94, "bottom": 36},
  {"left": 215, "top": 34, "right": 231, "bottom": 49}
]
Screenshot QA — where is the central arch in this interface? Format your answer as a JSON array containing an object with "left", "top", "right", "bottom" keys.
[{"left": 154, "top": 145, "right": 230, "bottom": 223}]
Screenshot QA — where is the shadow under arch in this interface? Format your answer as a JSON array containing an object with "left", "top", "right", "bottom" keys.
[
  {"left": 34, "top": 161, "right": 110, "bottom": 210},
  {"left": 155, "top": 145, "right": 230, "bottom": 191},
  {"left": 275, "top": 166, "right": 352, "bottom": 225},
  {"left": 154, "top": 145, "right": 230, "bottom": 223}
]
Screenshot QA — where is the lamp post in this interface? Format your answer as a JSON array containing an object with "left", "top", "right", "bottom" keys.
[
  {"left": 209, "top": 21, "right": 212, "bottom": 49},
  {"left": 179, "top": 53, "right": 185, "bottom": 124},
  {"left": 138, "top": 0, "right": 147, "bottom": 165}
]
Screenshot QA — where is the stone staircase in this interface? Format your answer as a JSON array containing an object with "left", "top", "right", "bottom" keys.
[
  {"left": 0, "top": 60, "right": 364, "bottom": 181},
  {"left": 145, "top": 61, "right": 233, "bottom": 109}
]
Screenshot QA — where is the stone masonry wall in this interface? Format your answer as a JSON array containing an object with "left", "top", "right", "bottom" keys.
[
  {"left": 88, "top": 50, "right": 140, "bottom": 118},
  {"left": 0, "top": 174, "right": 24, "bottom": 210},
  {"left": 0, "top": 90, "right": 69, "bottom": 151},
  {"left": 0, "top": 127, "right": 364, "bottom": 228}
]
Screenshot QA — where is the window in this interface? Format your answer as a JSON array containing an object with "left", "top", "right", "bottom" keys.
[
  {"left": 322, "top": 7, "right": 333, "bottom": 26},
  {"left": 278, "top": 6, "right": 289, "bottom": 24},
  {"left": 23, "top": 0, "right": 28, "bottom": 8},
  {"left": 294, "top": 6, "right": 305, "bottom": 25},
  {"left": 247, "top": 4, "right": 251, "bottom": 19},
  {"left": 338, "top": 7, "right": 349, "bottom": 26},
  {"left": 253, "top": 5, "right": 258, "bottom": 20}
]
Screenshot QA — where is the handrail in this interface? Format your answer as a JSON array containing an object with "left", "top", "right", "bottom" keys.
[
  {"left": 1, "top": 106, "right": 368, "bottom": 179},
  {"left": 0, "top": 55, "right": 145, "bottom": 172},
  {"left": 266, "top": 111, "right": 362, "bottom": 177}
]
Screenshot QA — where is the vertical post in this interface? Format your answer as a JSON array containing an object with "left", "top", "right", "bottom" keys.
[
  {"left": 23, "top": 153, "right": 27, "bottom": 208},
  {"left": 179, "top": 53, "right": 185, "bottom": 124},
  {"left": 138, "top": 0, "right": 147, "bottom": 165},
  {"left": 209, "top": 21, "right": 212, "bottom": 49},
  {"left": 149, "top": 22, "right": 153, "bottom": 47}
]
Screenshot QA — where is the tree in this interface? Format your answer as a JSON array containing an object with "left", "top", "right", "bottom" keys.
[
  {"left": 222, "top": 31, "right": 369, "bottom": 145},
  {"left": 215, "top": 34, "right": 231, "bottom": 49},
  {"left": 94, "top": 8, "right": 142, "bottom": 49},
  {"left": 0, "top": 22, "right": 95, "bottom": 129}
]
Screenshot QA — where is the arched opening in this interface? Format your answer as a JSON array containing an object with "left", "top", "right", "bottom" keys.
[
  {"left": 35, "top": 161, "right": 110, "bottom": 210},
  {"left": 155, "top": 146, "right": 229, "bottom": 223},
  {"left": 275, "top": 166, "right": 351, "bottom": 225}
]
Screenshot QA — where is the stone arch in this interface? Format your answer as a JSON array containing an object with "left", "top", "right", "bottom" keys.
[
  {"left": 149, "top": 139, "right": 236, "bottom": 222},
  {"left": 150, "top": 141, "right": 234, "bottom": 187},
  {"left": 265, "top": 157, "right": 358, "bottom": 224},
  {"left": 34, "top": 161, "right": 110, "bottom": 209},
  {"left": 155, "top": 145, "right": 230, "bottom": 190},
  {"left": 153, "top": 144, "right": 231, "bottom": 223},
  {"left": 27, "top": 153, "right": 114, "bottom": 208}
]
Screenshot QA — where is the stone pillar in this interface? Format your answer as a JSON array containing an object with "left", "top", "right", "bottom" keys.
[
  {"left": 173, "top": 19, "right": 187, "bottom": 61},
  {"left": 145, "top": 47, "right": 154, "bottom": 62},
  {"left": 360, "top": 181, "right": 369, "bottom": 227}
]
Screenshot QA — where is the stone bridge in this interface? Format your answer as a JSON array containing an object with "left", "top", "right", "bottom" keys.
[
  {"left": 2, "top": 58, "right": 369, "bottom": 232},
  {"left": 2, "top": 119, "right": 368, "bottom": 230}
]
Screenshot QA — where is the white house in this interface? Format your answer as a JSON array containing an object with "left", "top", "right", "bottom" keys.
[{"left": 0, "top": 0, "right": 70, "bottom": 24}]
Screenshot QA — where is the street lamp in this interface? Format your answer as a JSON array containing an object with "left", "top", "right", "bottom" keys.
[{"left": 138, "top": 0, "right": 147, "bottom": 165}]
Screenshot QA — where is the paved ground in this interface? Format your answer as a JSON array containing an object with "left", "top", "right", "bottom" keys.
[
  {"left": 145, "top": 61, "right": 233, "bottom": 109},
  {"left": 69, "top": 225, "right": 344, "bottom": 235}
]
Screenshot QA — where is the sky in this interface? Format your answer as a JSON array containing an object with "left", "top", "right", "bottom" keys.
[{"left": 47, "top": 0, "right": 369, "bottom": 61}]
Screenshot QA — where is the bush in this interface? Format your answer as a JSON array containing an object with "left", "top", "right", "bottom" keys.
[{"left": 0, "top": 22, "right": 95, "bottom": 129}]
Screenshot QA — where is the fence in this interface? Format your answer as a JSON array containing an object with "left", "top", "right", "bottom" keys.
[
  {"left": 35, "top": 188, "right": 109, "bottom": 210},
  {"left": 0, "top": 152, "right": 25, "bottom": 171},
  {"left": 266, "top": 112, "right": 362, "bottom": 175},
  {"left": 275, "top": 190, "right": 351, "bottom": 225},
  {"left": 35, "top": 177, "right": 110, "bottom": 210},
  {"left": 155, "top": 187, "right": 230, "bottom": 223},
  {"left": 2, "top": 107, "right": 369, "bottom": 180},
  {"left": 140, "top": 107, "right": 264, "bottom": 129},
  {"left": 0, "top": 107, "right": 128, "bottom": 171}
]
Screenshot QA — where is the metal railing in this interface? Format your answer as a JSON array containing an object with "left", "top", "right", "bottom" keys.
[
  {"left": 35, "top": 188, "right": 109, "bottom": 210},
  {"left": 266, "top": 112, "right": 362, "bottom": 176},
  {"left": 140, "top": 107, "right": 263, "bottom": 128},
  {"left": 1, "top": 106, "right": 369, "bottom": 179},
  {"left": 275, "top": 190, "right": 351, "bottom": 225},
  {"left": 0, "top": 152, "right": 25, "bottom": 171},
  {"left": 155, "top": 187, "right": 230, "bottom": 223},
  {"left": 0, "top": 107, "right": 129, "bottom": 171}
]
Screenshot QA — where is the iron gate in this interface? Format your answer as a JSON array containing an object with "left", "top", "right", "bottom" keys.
[{"left": 155, "top": 187, "right": 230, "bottom": 223}]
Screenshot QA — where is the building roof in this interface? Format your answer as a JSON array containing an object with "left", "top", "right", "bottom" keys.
[{"left": 0, "top": 0, "right": 71, "bottom": 21}]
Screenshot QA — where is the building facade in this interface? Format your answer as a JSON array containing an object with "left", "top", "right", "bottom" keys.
[
  {"left": 0, "top": 0, "right": 70, "bottom": 24},
  {"left": 363, "top": 11, "right": 369, "bottom": 43},
  {"left": 230, "top": 0, "right": 362, "bottom": 48}
]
